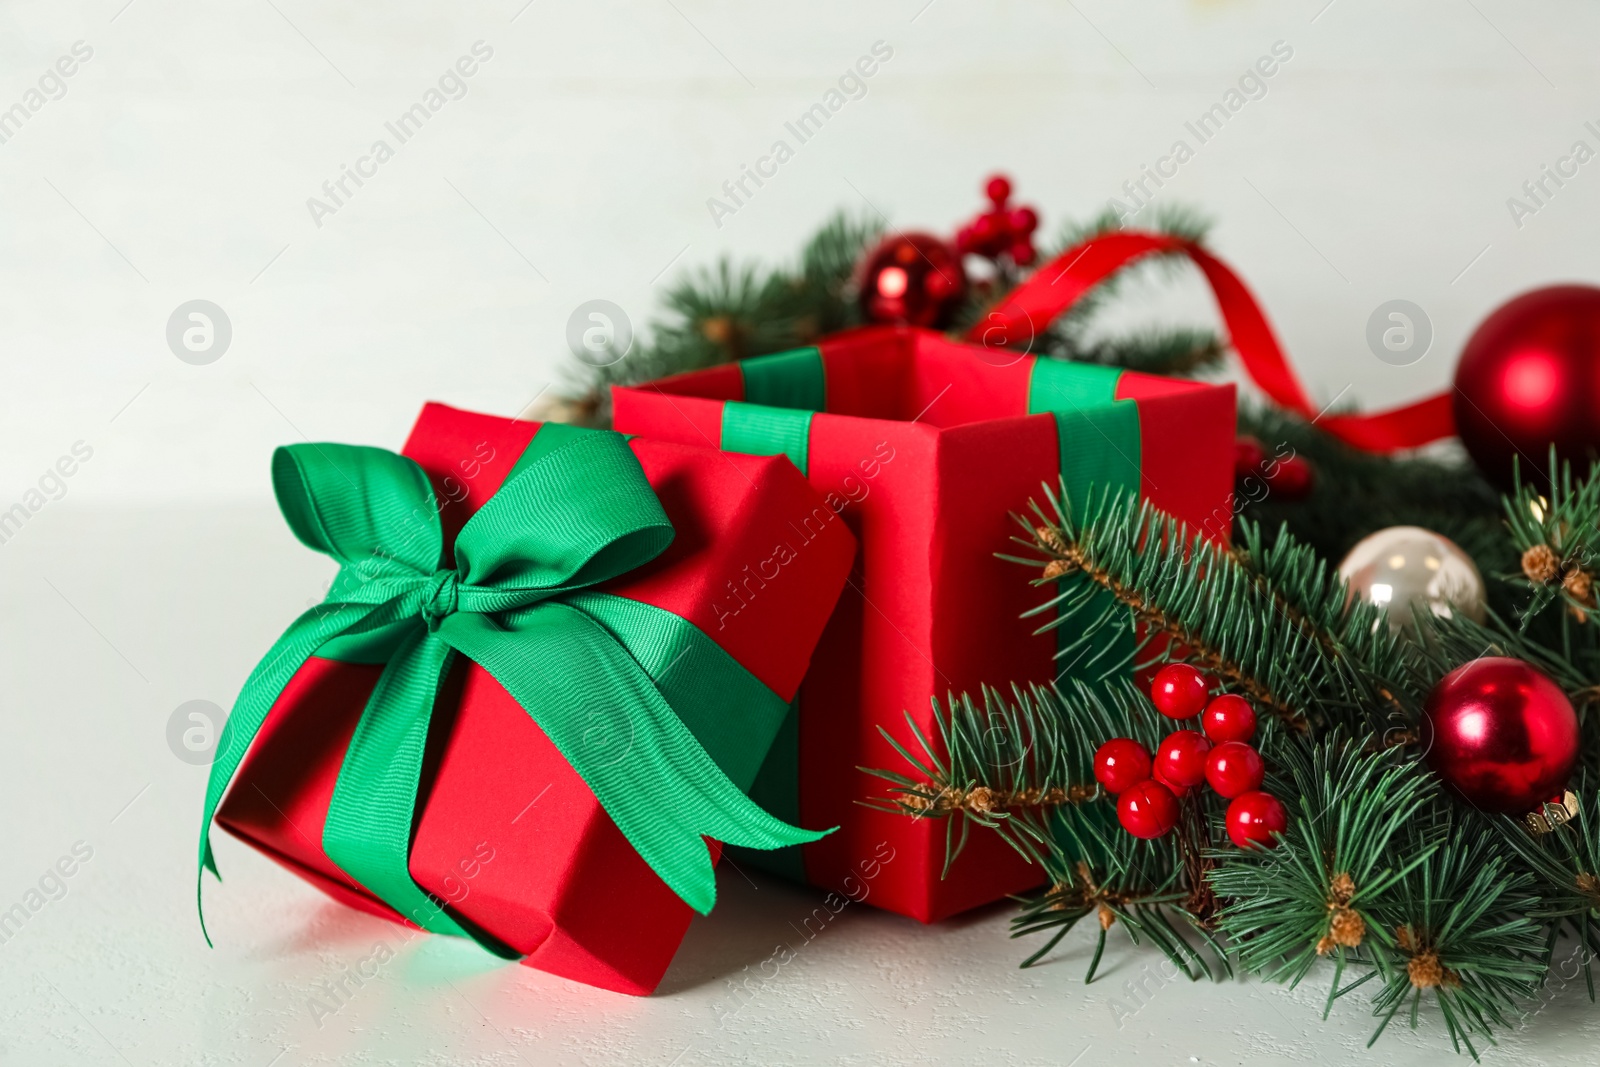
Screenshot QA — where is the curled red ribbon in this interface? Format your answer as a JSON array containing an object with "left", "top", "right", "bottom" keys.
[{"left": 965, "top": 231, "right": 1455, "bottom": 452}]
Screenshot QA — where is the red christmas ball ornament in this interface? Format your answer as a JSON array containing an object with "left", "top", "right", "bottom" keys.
[
  {"left": 1151, "top": 663, "right": 1210, "bottom": 720},
  {"left": 1202, "top": 694, "right": 1257, "bottom": 743},
  {"left": 1094, "top": 738, "right": 1152, "bottom": 795},
  {"left": 1264, "top": 454, "right": 1315, "bottom": 501},
  {"left": 1423, "top": 656, "right": 1579, "bottom": 814},
  {"left": 1454, "top": 285, "right": 1600, "bottom": 489},
  {"left": 1226, "top": 791, "right": 1287, "bottom": 848},
  {"left": 1118, "top": 779, "right": 1180, "bottom": 839},
  {"left": 857, "top": 233, "right": 968, "bottom": 328},
  {"left": 1155, "top": 730, "right": 1211, "bottom": 791},
  {"left": 1205, "top": 741, "right": 1265, "bottom": 799}
]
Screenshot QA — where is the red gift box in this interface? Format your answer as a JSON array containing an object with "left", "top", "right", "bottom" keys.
[
  {"left": 612, "top": 329, "right": 1235, "bottom": 922},
  {"left": 214, "top": 403, "right": 856, "bottom": 994}
]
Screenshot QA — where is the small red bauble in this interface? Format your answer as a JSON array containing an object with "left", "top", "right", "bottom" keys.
[
  {"left": 1202, "top": 694, "right": 1257, "bottom": 743},
  {"left": 1205, "top": 741, "right": 1265, "bottom": 798},
  {"left": 1424, "top": 656, "right": 1579, "bottom": 813},
  {"left": 1118, "top": 779, "right": 1180, "bottom": 839},
  {"left": 1453, "top": 285, "right": 1600, "bottom": 489},
  {"left": 1226, "top": 791, "right": 1287, "bottom": 848},
  {"left": 1155, "top": 731, "right": 1211, "bottom": 790},
  {"left": 1094, "top": 738, "right": 1152, "bottom": 795},
  {"left": 857, "top": 232, "right": 968, "bottom": 328},
  {"left": 1264, "top": 454, "right": 1315, "bottom": 501},
  {"left": 1151, "top": 663, "right": 1210, "bottom": 719}
]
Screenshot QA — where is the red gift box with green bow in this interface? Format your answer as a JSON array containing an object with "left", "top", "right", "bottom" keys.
[
  {"left": 201, "top": 402, "right": 856, "bottom": 994},
  {"left": 612, "top": 328, "right": 1236, "bottom": 922}
]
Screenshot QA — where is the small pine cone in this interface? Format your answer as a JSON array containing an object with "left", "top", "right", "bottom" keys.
[
  {"left": 1328, "top": 907, "right": 1365, "bottom": 948},
  {"left": 1395, "top": 925, "right": 1414, "bottom": 952},
  {"left": 1042, "top": 559, "right": 1070, "bottom": 580},
  {"left": 1034, "top": 525, "right": 1066, "bottom": 552},
  {"left": 1522, "top": 544, "right": 1560, "bottom": 584},
  {"left": 1097, "top": 903, "right": 1116, "bottom": 930},
  {"left": 1563, "top": 567, "right": 1595, "bottom": 605},
  {"left": 1576, "top": 872, "right": 1600, "bottom": 897},
  {"left": 902, "top": 793, "right": 934, "bottom": 812},
  {"left": 701, "top": 315, "right": 736, "bottom": 347},
  {"left": 965, "top": 786, "right": 997, "bottom": 813},
  {"left": 1407, "top": 951, "right": 1454, "bottom": 989},
  {"left": 1315, "top": 935, "right": 1336, "bottom": 956},
  {"left": 1329, "top": 871, "right": 1356, "bottom": 906}
]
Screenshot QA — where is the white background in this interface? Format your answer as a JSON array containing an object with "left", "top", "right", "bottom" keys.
[{"left": 3, "top": 1, "right": 1600, "bottom": 1063}]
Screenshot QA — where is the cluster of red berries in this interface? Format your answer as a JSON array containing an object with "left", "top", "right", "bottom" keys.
[
  {"left": 954, "top": 174, "right": 1039, "bottom": 267},
  {"left": 1233, "top": 436, "right": 1315, "bottom": 502},
  {"left": 1093, "top": 663, "right": 1287, "bottom": 849}
]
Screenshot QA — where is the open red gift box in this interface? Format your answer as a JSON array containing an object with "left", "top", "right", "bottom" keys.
[
  {"left": 213, "top": 402, "right": 856, "bottom": 994},
  {"left": 613, "top": 326, "right": 1236, "bottom": 922}
]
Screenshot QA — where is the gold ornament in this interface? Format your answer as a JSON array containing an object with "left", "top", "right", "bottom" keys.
[
  {"left": 1337, "top": 526, "right": 1486, "bottom": 635},
  {"left": 1525, "top": 790, "right": 1580, "bottom": 834}
]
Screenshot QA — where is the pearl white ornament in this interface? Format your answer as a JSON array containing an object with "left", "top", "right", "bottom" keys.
[{"left": 1337, "top": 526, "right": 1487, "bottom": 634}]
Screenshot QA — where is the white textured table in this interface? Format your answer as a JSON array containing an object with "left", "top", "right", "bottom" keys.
[{"left": 1, "top": 506, "right": 1596, "bottom": 1065}]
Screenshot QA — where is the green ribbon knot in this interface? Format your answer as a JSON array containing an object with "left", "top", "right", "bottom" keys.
[{"left": 199, "top": 429, "right": 829, "bottom": 951}]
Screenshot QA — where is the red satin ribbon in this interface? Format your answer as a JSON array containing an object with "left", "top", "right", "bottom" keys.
[{"left": 964, "top": 231, "right": 1455, "bottom": 452}]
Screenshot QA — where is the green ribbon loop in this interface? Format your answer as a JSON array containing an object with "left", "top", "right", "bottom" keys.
[{"left": 200, "top": 429, "right": 828, "bottom": 947}]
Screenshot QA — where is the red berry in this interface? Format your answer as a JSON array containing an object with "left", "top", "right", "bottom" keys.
[
  {"left": 1150, "top": 664, "right": 1210, "bottom": 719},
  {"left": 1233, "top": 436, "right": 1266, "bottom": 478},
  {"left": 1226, "top": 790, "right": 1287, "bottom": 848},
  {"left": 1205, "top": 741, "right": 1265, "bottom": 798},
  {"left": 1009, "top": 206, "right": 1039, "bottom": 234},
  {"left": 1265, "top": 455, "right": 1315, "bottom": 500},
  {"left": 1094, "top": 738, "right": 1152, "bottom": 795},
  {"left": 1202, "top": 694, "right": 1257, "bottom": 743},
  {"left": 1153, "top": 768, "right": 1190, "bottom": 798},
  {"left": 1118, "top": 779, "right": 1179, "bottom": 839},
  {"left": 1155, "top": 730, "right": 1211, "bottom": 790},
  {"left": 1008, "top": 240, "right": 1037, "bottom": 266},
  {"left": 985, "top": 174, "right": 1012, "bottom": 205}
]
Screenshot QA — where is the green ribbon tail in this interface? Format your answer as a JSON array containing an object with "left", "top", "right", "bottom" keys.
[
  {"left": 320, "top": 629, "right": 480, "bottom": 941},
  {"left": 197, "top": 599, "right": 408, "bottom": 945},
  {"left": 439, "top": 604, "right": 831, "bottom": 915}
]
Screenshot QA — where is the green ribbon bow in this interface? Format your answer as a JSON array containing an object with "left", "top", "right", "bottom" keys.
[{"left": 199, "top": 429, "right": 827, "bottom": 948}]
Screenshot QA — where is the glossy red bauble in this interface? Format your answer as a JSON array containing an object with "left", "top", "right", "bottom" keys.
[
  {"left": 1424, "top": 656, "right": 1579, "bottom": 814},
  {"left": 1155, "top": 730, "right": 1211, "bottom": 790},
  {"left": 1205, "top": 741, "right": 1265, "bottom": 798},
  {"left": 1226, "top": 791, "right": 1287, "bottom": 848},
  {"left": 1118, "top": 779, "right": 1180, "bottom": 839},
  {"left": 1151, "top": 663, "right": 1210, "bottom": 720},
  {"left": 1454, "top": 285, "right": 1600, "bottom": 489},
  {"left": 1202, "top": 694, "right": 1258, "bottom": 743},
  {"left": 857, "top": 232, "right": 968, "bottom": 328},
  {"left": 1094, "top": 738, "right": 1152, "bottom": 795}
]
